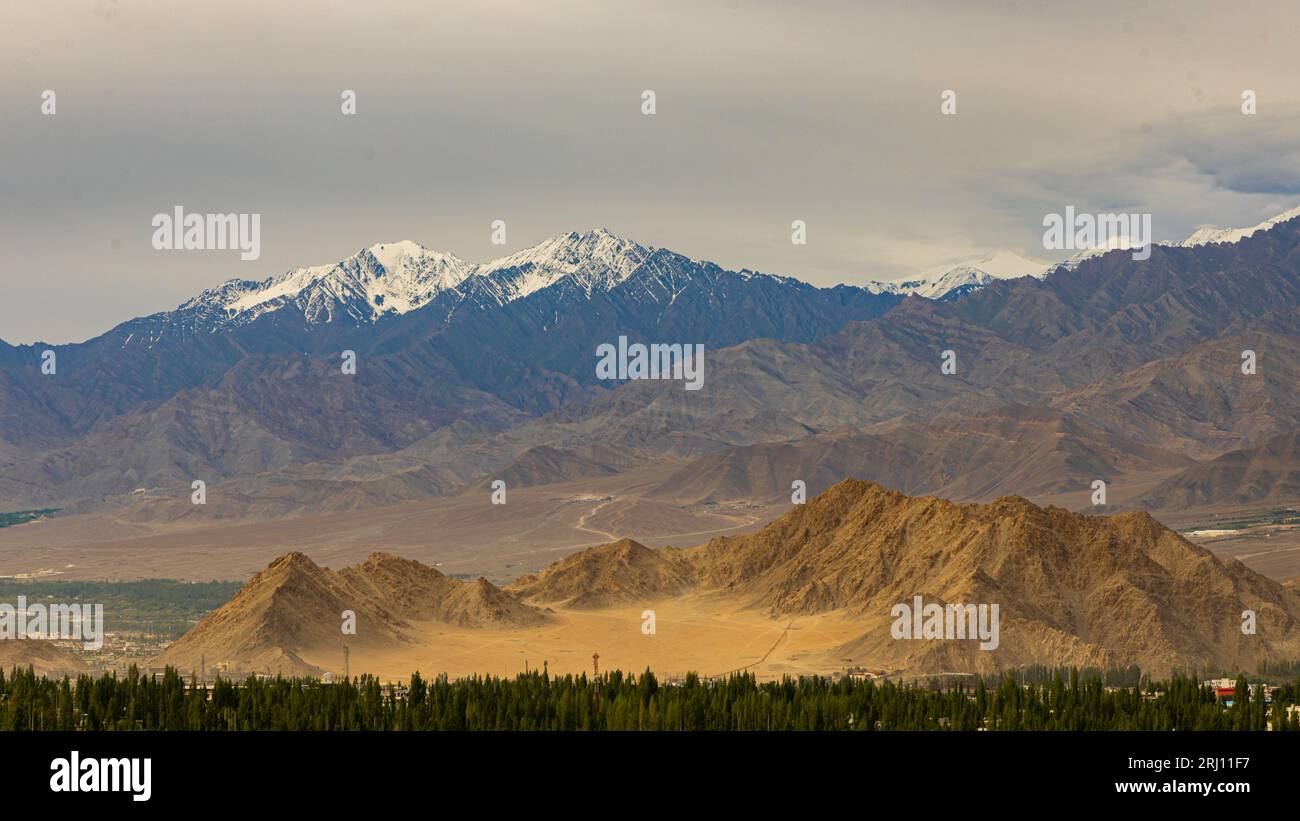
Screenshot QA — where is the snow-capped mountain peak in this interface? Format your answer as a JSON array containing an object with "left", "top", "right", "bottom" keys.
[
  {"left": 865, "top": 250, "right": 1049, "bottom": 299},
  {"left": 163, "top": 207, "right": 1300, "bottom": 336},
  {"left": 175, "top": 230, "right": 655, "bottom": 329},
  {"left": 365, "top": 239, "right": 461, "bottom": 273},
  {"left": 1048, "top": 204, "right": 1300, "bottom": 273},
  {"left": 1174, "top": 205, "right": 1300, "bottom": 247},
  {"left": 196, "top": 241, "right": 475, "bottom": 325},
  {"left": 473, "top": 228, "right": 653, "bottom": 300}
]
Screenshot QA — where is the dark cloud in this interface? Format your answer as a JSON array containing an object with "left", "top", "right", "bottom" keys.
[{"left": 1170, "top": 113, "right": 1300, "bottom": 195}]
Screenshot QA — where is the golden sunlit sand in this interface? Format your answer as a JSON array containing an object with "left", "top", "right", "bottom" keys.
[{"left": 302, "top": 595, "right": 867, "bottom": 683}]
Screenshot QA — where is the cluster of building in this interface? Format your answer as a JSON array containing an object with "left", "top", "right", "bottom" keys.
[
  {"left": 833, "top": 666, "right": 891, "bottom": 682},
  {"left": 1201, "top": 678, "right": 1275, "bottom": 707}
]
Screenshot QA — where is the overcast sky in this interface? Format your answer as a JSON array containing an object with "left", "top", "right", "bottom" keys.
[{"left": 3, "top": 0, "right": 1300, "bottom": 344}]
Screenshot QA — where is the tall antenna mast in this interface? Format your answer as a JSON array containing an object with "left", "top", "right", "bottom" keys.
[{"left": 593, "top": 652, "right": 601, "bottom": 711}]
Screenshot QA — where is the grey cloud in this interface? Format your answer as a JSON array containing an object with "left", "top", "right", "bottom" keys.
[{"left": 3, "top": 0, "right": 1300, "bottom": 342}]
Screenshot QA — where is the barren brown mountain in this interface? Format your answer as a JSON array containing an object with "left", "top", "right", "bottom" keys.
[
  {"left": 1049, "top": 329, "right": 1300, "bottom": 459},
  {"left": 480, "top": 443, "right": 647, "bottom": 491},
  {"left": 1134, "top": 431, "right": 1300, "bottom": 511},
  {"left": 0, "top": 640, "right": 90, "bottom": 678},
  {"left": 157, "top": 480, "right": 1300, "bottom": 679},
  {"left": 508, "top": 538, "right": 693, "bottom": 608},
  {"left": 676, "top": 479, "right": 1300, "bottom": 674},
  {"left": 650, "top": 406, "right": 1193, "bottom": 505},
  {"left": 154, "top": 551, "right": 547, "bottom": 676}
]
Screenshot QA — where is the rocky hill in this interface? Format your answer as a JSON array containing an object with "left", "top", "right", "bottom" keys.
[
  {"left": 508, "top": 538, "right": 693, "bottom": 609},
  {"left": 154, "top": 551, "right": 547, "bottom": 676},
  {"left": 507, "top": 480, "right": 1300, "bottom": 675}
]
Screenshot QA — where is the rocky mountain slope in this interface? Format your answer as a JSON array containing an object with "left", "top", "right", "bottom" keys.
[
  {"left": 646, "top": 405, "right": 1196, "bottom": 505},
  {"left": 4, "top": 210, "right": 1300, "bottom": 517},
  {"left": 1135, "top": 431, "right": 1300, "bottom": 511},
  {"left": 508, "top": 538, "right": 693, "bottom": 609},
  {"left": 162, "top": 481, "right": 1300, "bottom": 677},
  {"left": 0, "top": 231, "right": 900, "bottom": 507},
  {"left": 154, "top": 551, "right": 547, "bottom": 676},
  {"left": 526, "top": 479, "right": 1300, "bottom": 674}
]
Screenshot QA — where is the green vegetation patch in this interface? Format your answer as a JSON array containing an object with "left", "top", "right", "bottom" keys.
[
  {"left": 0, "top": 579, "right": 241, "bottom": 639},
  {"left": 0, "top": 509, "right": 59, "bottom": 529}
]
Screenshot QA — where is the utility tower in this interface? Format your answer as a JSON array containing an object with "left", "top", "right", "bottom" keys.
[{"left": 343, "top": 644, "right": 350, "bottom": 682}]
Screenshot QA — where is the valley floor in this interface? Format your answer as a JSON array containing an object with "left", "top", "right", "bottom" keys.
[
  {"left": 3, "top": 472, "right": 1297, "bottom": 586},
  {"left": 299, "top": 595, "right": 867, "bottom": 683},
  {"left": 0, "top": 466, "right": 775, "bottom": 584}
]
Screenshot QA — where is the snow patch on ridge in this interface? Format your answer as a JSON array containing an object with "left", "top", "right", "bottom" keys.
[
  {"left": 1049, "top": 204, "right": 1300, "bottom": 273},
  {"left": 1174, "top": 205, "right": 1300, "bottom": 247},
  {"left": 173, "top": 203, "right": 1300, "bottom": 331},
  {"left": 190, "top": 229, "right": 650, "bottom": 327},
  {"left": 865, "top": 250, "right": 1049, "bottom": 299}
]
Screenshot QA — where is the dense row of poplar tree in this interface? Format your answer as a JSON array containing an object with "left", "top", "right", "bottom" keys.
[{"left": 0, "top": 665, "right": 1293, "bottom": 731}]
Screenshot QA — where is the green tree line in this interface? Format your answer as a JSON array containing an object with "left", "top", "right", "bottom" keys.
[{"left": 0, "top": 665, "right": 1293, "bottom": 731}]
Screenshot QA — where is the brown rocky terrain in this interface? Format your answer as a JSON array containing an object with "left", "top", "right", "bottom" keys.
[
  {"left": 154, "top": 551, "right": 547, "bottom": 676},
  {"left": 156, "top": 480, "right": 1300, "bottom": 678},
  {"left": 1134, "top": 431, "right": 1300, "bottom": 511},
  {"left": 0, "top": 640, "right": 91, "bottom": 678},
  {"left": 1049, "top": 329, "right": 1300, "bottom": 459},
  {"left": 508, "top": 538, "right": 693, "bottom": 608},
  {"left": 650, "top": 406, "right": 1193, "bottom": 505},
  {"left": 7, "top": 219, "right": 1300, "bottom": 526},
  {"left": 480, "top": 443, "right": 648, "bottom": 491},
  {"left": 678, "top": 479, "right": 1300, "bottom": 674}
]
